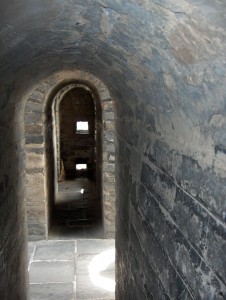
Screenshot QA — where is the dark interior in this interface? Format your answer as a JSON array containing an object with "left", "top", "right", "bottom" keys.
[{"left": 51, "top": 87, "right": 103, "bottom": 238}]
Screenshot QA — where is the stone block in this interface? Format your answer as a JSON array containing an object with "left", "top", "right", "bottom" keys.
[
  {"left": 26, "top": 207, "right": 46, "bottom": 223},
  {"left": 103, "top": 162, "right": 115, "bottom": 173},
  {"left": 104, "top": 121, "right": 115, "bottom": 131},
  {"left": 25, "top": 125, "right": 43, "bottom": 135},
  {"left": 102, "top": 101, "right": 115, "bottom": 110},
  {"left": 26, "top": 152, "right": 44, "bottom": 170},
  {"left": 104, "top": 132, "right": 115, "bottom": 142},
  {"left": 34, "top": 241, "right": 76, "bottom": 261},
  {"left": 25, "top": 100, "right": 43, "bottom": 112},
  {"left": 24, "top": 111, "right": 43, "bottom": 125},
  {"left": 103, "top": 173, "right": 115, "bottom": 183},
  {"left": 26, "top": 147, "right": 44, "bottom": 155},
  {"left": 103, "top": 152, "right": 108, "bottom": 162},
  {"left": 25, "top": 135, "right": 44, "bottom": 145},
  {"left": 106, "top": 142, "right": 115, "bottom": 153},
  {"left": 99, "top": 88, "right": 110, "bottom": 100},
  {"left": 26, "top": 173, "right": 44, "bottom": 189},
  {"left": 30, "top": 283, "right": 74, "bottom": 300},
  {"left": 103, "top": 183, "right": 115, "bottom": 194},
  {"left": 30, "top": 90, "right": 45, "bottom": 102},
  {"left": 104, "top": 111, "right": 115, "bottom": 120},
  {"left": 26, "top": 188, "right": 46, "bottom": 202},
  {"left": 28, "top": 223, "right": 46, "bottom": 240},
  {"left": 29, "top": 261, "right": 74, "bottom": 283},
  {"left": 109, "top": 155, "right": 115, "bottom": 162}
]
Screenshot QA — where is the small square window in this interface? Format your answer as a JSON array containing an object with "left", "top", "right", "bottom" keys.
[
  {"left": 76, "top": 121, "right": 89, "bottom": 134},
  {"left": 76, "top": 164, "right": 87, "bottom": 170}
]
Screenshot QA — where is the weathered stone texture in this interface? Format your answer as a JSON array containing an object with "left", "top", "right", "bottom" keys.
[
  {"left": 0, "top": 115, "right": 29, "bottom": 299},
  {"left": 0, "top": 0, "right": 226, "bottom": 299}
]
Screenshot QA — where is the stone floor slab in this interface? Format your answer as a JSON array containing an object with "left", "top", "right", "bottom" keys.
[
  {"left": 77, "top": 239, "right": 115, "bottom": 254},
  {"left": 28, "top": 239, "right": 115, "bottom": 299},
  {"left": 29, "top": 261, "right": 74, "bottom": 283},
  {"left": 34, "top": 240, "right": 76, "bottom": 260},
  {"left": 30, "top": 283, "right": 74, "bottom": 300}
]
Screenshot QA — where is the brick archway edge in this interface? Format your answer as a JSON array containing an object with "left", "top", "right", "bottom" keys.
[{"left": 24, "top": 70, "right": 116, "bottom": 240}]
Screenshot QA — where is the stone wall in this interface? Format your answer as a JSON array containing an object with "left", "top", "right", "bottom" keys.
[
  {"left": 115, "top": 20, "right": 226, "bottom": 300},
  {"left": 0, "top": 1, "right": 226, "bottom": 299},
  {"left": 0, "top": 94, "right": 29, "bottom": 299}
]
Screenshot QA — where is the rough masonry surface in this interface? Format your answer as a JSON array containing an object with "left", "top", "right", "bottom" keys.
[{"left": 0, "top": 0, "right": 226, "bottom": 299}]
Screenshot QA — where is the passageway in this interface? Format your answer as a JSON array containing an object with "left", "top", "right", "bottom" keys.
[
  {"left": 0, "top": 1, "right": 226, "bottom": 300},
  {"left": 50, "top": 86, "right": 103, "bottom": 238}
]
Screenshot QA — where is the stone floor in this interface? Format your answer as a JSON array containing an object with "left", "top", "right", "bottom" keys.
[
  {"left": 50, "top": 179, "right": 103, "bottom": 239},
  {"left": 28, "top": 239, "right": 115, "bottom": 300}
]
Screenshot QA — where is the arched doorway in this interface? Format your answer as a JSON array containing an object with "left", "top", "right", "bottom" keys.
[
  {"left": 24, "top": 71, "right": 116, "bottom": 241},
  {"left": 51, "top": 86, "right": 103, "bottom": 237}
]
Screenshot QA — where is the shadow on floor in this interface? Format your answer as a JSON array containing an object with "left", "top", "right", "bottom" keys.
[{"left": 50, "top": 178, "right": 103, "bottom": 240}]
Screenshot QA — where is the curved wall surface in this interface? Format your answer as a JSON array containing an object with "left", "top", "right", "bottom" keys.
[{"left": 0, "top": 1, "right": 226, "bottom": 299}]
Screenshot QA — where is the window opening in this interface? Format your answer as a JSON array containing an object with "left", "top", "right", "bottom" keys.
[
  {"left": 76, "top": 121, "right": 89, "bottom": 134},
  {"left": 76, "top": 164, "right": 87, "bottom": 170}
]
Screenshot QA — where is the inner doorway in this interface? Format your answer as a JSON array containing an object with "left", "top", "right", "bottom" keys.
[
  {"left": 50, "top": 87, "right": 103, "bottom": 238},
  {"left": 24, "top": 72, "right": 115, "bottom": 241}
]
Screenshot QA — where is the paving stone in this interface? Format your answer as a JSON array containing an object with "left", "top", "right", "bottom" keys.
[
  {"left": 34, "top": 240, "right": 76, "bottom": 260},
  {"left": 77, "top": 239, "right": 115, "bottom": 254},
  {"left": 29, "top": 261, "right": 74, "bottom": 283},
  {"left": 28, "top": 239, "right": 115, "bottom": 299},
  {"left": 30, "top": 283, "right": 74, "bottom": 300}
]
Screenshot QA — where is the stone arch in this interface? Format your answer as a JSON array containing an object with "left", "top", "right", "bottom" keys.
[{"left": 24, "top": 71, "right": 116, "bottom": 240}]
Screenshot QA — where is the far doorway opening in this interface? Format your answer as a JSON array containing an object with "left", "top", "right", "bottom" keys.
[{"left": 51, "top": 87, "right": 103, "bottom": 239}]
